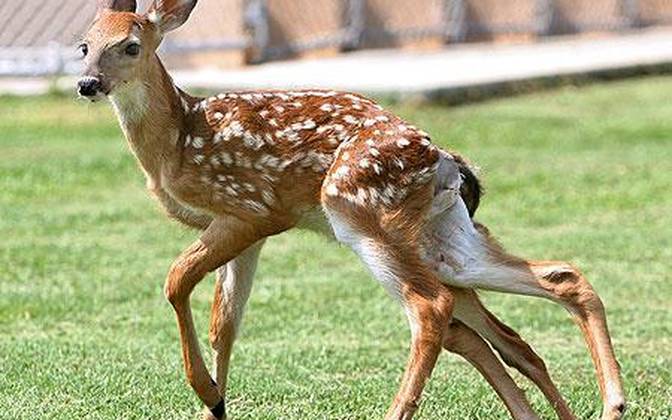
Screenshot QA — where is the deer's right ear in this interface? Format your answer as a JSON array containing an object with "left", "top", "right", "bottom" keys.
[
  {"left": 147, "top": 0, "right": 198, "bottom": 34},
  {"left": 97, "top": 0, "right": 137, "bottom": 14}
]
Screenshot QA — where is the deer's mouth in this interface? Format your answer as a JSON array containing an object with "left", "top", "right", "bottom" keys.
[{"left": 77, "top": 76, "right": 113, "bottom": 101}]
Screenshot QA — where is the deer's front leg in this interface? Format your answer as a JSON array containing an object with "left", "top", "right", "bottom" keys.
[
  {"left": 203, "top": 240, "right": 265, "bottom": 420},
  {"left": 164, "top": 217, "right": 262, "bottom": 420}
]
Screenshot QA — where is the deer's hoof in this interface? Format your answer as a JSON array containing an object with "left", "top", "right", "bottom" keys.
[
  {"left": 601, "top": 400, "right": 626, "bottom": 420},
  {"left": 202, "top": 406, "right": 226, "bottom": 420}
]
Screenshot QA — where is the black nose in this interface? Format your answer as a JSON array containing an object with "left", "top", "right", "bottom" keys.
[{"left": 77, "top": 77, "right": 102, "bottom": 97}]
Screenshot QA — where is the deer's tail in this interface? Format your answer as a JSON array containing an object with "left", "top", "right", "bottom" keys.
[{"left": 452, "top": 153, "right": 483, "bottom": 218}]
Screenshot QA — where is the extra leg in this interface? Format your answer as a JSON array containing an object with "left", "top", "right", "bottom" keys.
[
  {"left": 453, "top": 288, "right": 575, "bottom": 420},
  {"left": 163, "top": 217, "right": 261, "bottom": 419},
  {"left": 425, "top": 179, "right": 624, "bottom": 418},
  {"left": 462, "top": 257, "right": 625, "bottom": 420},
  {"left": 527, "top": 261, "right": 625, "bottom": 420},
  {"left": 442, "top": 319, "right": 539, "bottom": 420},
  {"left": 203, "top": 240, "right": 265, "bottom": 420}
]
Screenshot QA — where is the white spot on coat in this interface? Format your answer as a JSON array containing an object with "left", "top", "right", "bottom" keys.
[
  {"left": 261, "top": 190, "right": 276, "bottom": 205},
  {"left": 343, "top": 115, "right": 359, "bottom": 125},
  {"left": 325, "top": 184, "right": 339, "bottom": 196},
  {"left": 192, "top": 137, "right": 205, "bottom": 149}
]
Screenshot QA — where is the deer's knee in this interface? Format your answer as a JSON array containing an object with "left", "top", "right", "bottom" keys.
[
  {"left": 164, "top": 278, "right": 181, "bottom": 307},
  {"left": 164, "top": 259, "right": 201, "bottom": 306},
  {"left": 538, "top": 263, "right": 605, "bottom": 315}
]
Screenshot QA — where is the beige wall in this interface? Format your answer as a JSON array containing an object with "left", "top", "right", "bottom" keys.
[
  {"left": 640, "top": 0, "right": 672, "bottom": 25},
  {"left": 0, "top": 0, "right": 98, "bottom": 47},
  {"left": 260, "top": 0, "right": 448, "bottom": 58},
  {"left": 362, "top": 0, "right": 445, "bottom": 48},
  {"left": 154, "top": 0, "right": 672, "bottom": 67},
  {"left": 464, "top": 0, "right": 537, "bottom": 40},
  {"left": 4, "top": 0, "right": 672, "bottom": 70},
  {"left": 264, "top": 0, "right": 345, "bottom": 59},
  {"left": 552, "top": 0, "right": 623, "bottom": 32},
  {"left": 151, "top": 0, "right": 246, "bottom": 68}
]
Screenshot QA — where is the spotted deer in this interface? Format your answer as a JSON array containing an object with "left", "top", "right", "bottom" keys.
[{"left": 77, "top": 1, "right": 625, "bottom": 419}]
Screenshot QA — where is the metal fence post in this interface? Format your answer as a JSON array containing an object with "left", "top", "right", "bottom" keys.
[
  {"left": 244, "top": 0, "right": 270, "bottom": 63},
  {"left": 622, "top": 0, "right": 640, "bottom": 28},
  {"left": 443, "top": 0, "right": 466, "bottom": 43},
  {"left": 534, "top": 0, "right": 553, "bottom": 36},
  {"left": 344, "top": 0, "right": 366, "bottom": 51}
]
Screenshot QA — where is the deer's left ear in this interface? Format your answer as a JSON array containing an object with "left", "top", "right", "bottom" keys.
[{"left": 147, "top": 0, "right": 198, "bottom": 33}]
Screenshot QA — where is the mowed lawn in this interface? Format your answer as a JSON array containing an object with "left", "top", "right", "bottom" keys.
[{"left": 1, "top": 77, "right": 671, "bottom": 420}]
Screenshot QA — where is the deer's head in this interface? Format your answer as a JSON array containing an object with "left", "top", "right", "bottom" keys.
[{"left": 77, "top": 0, "right": 197, "bottom": 100}]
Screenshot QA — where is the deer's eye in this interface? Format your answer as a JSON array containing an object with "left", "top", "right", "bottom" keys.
[
  {"left": 79, "top": 43, "right": 89, "bottom": 58},
  {"left": 125, "top": 43, "right": 140, "bottom": 56}
]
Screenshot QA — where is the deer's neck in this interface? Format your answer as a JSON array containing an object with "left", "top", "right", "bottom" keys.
[{"left": 109, "top": 56, "right": 187, "bottom": 184}]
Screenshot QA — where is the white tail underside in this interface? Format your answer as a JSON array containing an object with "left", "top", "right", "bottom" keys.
[{"left": 421, "top": 154, "right": 535, "bottom": 294}]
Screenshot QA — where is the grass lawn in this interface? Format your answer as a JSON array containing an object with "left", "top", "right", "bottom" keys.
[{"left": 0, "top": 77, "right": 671, "bottom": 419}]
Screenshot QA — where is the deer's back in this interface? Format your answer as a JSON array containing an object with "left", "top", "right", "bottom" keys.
[{"left": 164, "top": 90, "right": 440, "bottom": 232}]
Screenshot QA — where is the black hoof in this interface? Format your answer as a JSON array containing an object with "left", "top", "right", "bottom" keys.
[{"left": 209, "top": 399, "right": 226, "bottom": 420}]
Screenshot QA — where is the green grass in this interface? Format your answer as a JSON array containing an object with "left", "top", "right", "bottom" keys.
[{"left": 1, "top": 78, "right": 671, "bottom": 419}]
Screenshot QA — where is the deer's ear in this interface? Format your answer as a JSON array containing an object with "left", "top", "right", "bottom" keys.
[
  {"left": 147, "top": 0, "right": 198, "bottom": 33},
  {"left": 97, "top": 0, "right": 137, "bottom": 13}
]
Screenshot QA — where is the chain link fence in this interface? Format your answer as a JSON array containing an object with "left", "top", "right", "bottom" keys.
[{"left": 1, "top": 0, "right": 671, "bottom": 76}]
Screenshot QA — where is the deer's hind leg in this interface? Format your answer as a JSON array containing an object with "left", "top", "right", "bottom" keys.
[
  {"left": 492, "top": 259, "right": 625, "bottom": 420},
  {"left": 453, "top": 288, "right": 575, "bottom": 420},
  {"left": 323, "top": 187, "right": 455, "bottom": 420},
  {"left": 324, "top": 195, "right": 539, "bottom": 420},
  {"left": 442, "top": 317, "right": 539, "bottom": 420},
  {"left": 427, "top": 196, "right": 625, "bottom": 420}
]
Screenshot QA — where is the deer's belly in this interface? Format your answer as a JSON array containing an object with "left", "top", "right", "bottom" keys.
[{"left": 295, "top": 206, "right": 335, "bottom": 239}]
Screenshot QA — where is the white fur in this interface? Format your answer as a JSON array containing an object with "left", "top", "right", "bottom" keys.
[
  {"left": 424, "top": 196, "right": 539, "bottom": 296},
  {"left": 210, "top": 241, "right": 264, "bottom": 382},
  {"left": 109, "top": 80, "right": 149, "bottom": 127},
  {"left": 326, "top": 210, "right": 403, "bottom": 299},
  {"left": 147, "top": 10, "right": 160, "bottom": 24},
  {"left": 216, "top": 241, "right": 264, "bottom": 334}
]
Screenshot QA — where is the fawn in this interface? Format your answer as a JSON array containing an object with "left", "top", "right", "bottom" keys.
[{"left": 77, "top": 1, "right": 625, "bottom": 419}]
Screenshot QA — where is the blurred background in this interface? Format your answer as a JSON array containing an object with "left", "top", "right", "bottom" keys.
[{"left": 1, "top": 0, "right": 672, "bottom": 76}]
